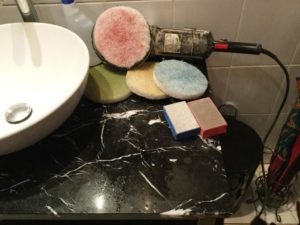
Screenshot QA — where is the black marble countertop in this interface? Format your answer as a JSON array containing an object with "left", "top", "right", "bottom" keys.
[{"left": 0, "top": 94, "right": 232, "bottom": 220}]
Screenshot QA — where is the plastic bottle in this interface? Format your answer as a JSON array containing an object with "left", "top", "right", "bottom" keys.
[{"left": 61, "top": 0, "right": 100, "bottom": 66}]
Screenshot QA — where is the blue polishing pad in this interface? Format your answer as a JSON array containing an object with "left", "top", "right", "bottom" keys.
[{"left": 153, "top": 60, "right": 208, "bottom": 100}]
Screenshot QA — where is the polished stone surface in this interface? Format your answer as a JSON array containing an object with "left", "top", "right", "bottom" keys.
[
  {"left": 0, "top": 55, "right": 231, "bottom": 220},
  {"left": 0, "top": 94, "right": 231, "bottom": 219}
]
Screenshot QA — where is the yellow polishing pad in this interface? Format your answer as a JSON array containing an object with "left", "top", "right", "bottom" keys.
[
  {"left": 85, "top": 64, "right": 132, "bottom": 104},
  {"left": 126, "top": 62, "right": 168, "bottom": 100}
]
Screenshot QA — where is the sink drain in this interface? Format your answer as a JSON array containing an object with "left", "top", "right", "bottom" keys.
[{"left": 5, "top": 103, "right": 32, "bottom": 124}]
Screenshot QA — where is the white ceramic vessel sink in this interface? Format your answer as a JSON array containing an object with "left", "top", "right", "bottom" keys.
[{"left": 0, "top": 23, "right": 90, "bottom": 155}]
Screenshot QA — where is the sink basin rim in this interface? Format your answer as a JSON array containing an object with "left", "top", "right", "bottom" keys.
[{"left": 0, "top": 22, "right": 90, "bottom": 155}]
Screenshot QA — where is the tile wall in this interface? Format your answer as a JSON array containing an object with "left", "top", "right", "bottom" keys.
[{"left": 1, "top": 0, "right": 300, "bottom": 150}]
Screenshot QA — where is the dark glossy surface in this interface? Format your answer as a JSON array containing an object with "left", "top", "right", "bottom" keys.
[{"left": 0, "top": 94, "right": 231, "bottom": 219}]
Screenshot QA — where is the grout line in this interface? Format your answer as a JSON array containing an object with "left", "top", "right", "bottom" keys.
[
  {"left": 207, "top": 63, "right": 300, "bottom": 70},
  {"left": 239, "top": 113, "right": 288, "bottom": 116},
  {"left": 228, "top": 0, "right": 246, "bottom": 68},
  {"left": 35, "top": 0, "right": 42, "bottom": 21},
  {"left": 237, "top": 0, "right": 247, "bottom": 38},
  {"left": 269, "top": 38, "right": 300, "bottom": 116},
  {"left": 269, "top": 71, "right": 287, "bottom": 114},
  {"left": 3, "top": 0, "right": 108, "bottom": 6},
  {"left": 3, "top": 0, "right": 176, "bottom": 6},
  {"left": 222, "top": 68, "right": 232, "bottom": 104},
  {"left": 229, "top": 64, "right": 281, "bottom": 68},
  {"left": 229, "top": 0, "right": 247, "bottom": 66},
  {"left": 223, "top": 0, "right": 247, "bottom": 100},
  {"left": 269, "top": 49, "right": 299, "bottom": 115},
  {"left": 207, "top": 64, "right": 283, "bottom": 70},
  {"left": 5, "top": 0, "right": 159, "bottom": 6},
  {"left": 172, "top": 0, "right": 174, "bottom": 28},
  {"left": 289, "top": 39, "right": 300, "bottom": 65},
  {"left": 238, "top": 113, "right": 288, "bottom": 116}
]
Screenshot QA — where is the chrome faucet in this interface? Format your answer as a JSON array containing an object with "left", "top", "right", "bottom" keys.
[{"left": 15, "top": 0, "right": 39, "bottom": 22}]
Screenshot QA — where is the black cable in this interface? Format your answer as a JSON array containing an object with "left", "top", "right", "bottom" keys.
[
  {"left": 261, "top": 48, "right": 290, "bottom": 145},
  {"left": 252, "top": 48, "right": 290, "bottom": 220}
]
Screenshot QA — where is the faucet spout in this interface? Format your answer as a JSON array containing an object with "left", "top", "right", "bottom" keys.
[{"left": 15, "top": 0, "right": 39, "bottom": 22}]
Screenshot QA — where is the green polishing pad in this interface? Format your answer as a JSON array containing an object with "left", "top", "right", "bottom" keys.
[{"left": 85, "top": 64, "right": 132, "bottom": 104}]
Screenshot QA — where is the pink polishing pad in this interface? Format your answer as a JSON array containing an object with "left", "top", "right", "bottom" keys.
[{"left": 93, "top": 6, "right": 151, "bottom": 69}]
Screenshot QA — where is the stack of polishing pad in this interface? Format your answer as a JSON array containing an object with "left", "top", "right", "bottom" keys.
[
  {"left": 126, "top": 59, "right": 208, "bottom": 101},
  {"left": 85, "top": 59, "right": 208, "bottom": 104}
]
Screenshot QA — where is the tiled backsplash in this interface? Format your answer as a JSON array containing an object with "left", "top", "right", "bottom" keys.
[{"left": 1, "top": 0, "right": 300, "bottom": 150}]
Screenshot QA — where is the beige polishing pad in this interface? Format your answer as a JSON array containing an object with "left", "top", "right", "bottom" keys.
[
  {"left": 126, "top": 62, "right": 168, "bottom": 100},
  {"left": 85, "top": 64, "right": 132, "bottom": 104}
]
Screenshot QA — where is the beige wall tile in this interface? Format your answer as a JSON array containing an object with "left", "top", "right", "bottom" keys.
[
  {"left": 272, "top": 65, "right": 300, "bottom": 114},
  {"left": 105, "top": 0, "right": 173, "bottom": 28},
  {"left": 225, "top": 66, "right": 283, "bottom": 114},
  {"left": 0, "top": 6, "right": 22, "bottom": 24},
  {"left": 174, "top": 0, "right": 244, "bottom": 67},
  {"left": 207, "top": 53, "right": 233, "bottom": 68},
  {"left": 232, "top": 0, "right": 300, "bottom": 66},
  {"left": 36, "top": 4, "right": 67, "bottom": 27},
  {"left": 36, "top": 2, "right": 105, "bottom": 27},
  {"left": 74, "top": 2, "right": 105, "bottom": 22},
  {"left": 207, "top": 68, "right": 230, "bottom": 107}
]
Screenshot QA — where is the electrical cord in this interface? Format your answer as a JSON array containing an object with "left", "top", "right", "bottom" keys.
[
  {"left": 252, "top": 48, "right": 290, "bottom": 221},
  {"left": 261, "top": 48, "right": 290, "bottom": 145}
]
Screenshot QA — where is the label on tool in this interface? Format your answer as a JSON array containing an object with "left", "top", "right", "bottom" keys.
[{"left": 164, "top": 33, "right": 181, "bottom": 53}]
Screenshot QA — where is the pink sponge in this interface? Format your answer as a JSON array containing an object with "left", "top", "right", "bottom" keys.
[
  {"left": 188, "top": 97, "right": 227, "bottom": 138},
  {"left": 93, "top": 6, "right": 151, "bottom": 69}
]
